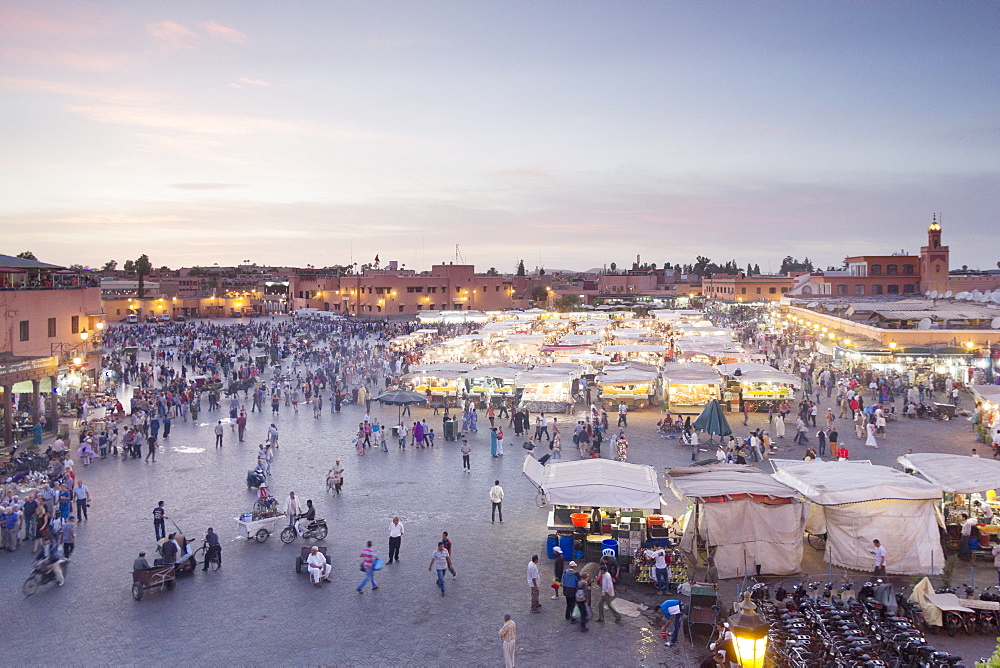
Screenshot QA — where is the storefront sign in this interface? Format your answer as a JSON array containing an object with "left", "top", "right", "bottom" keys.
[{"left": 0, "top": 356, "right": 59, "bottom": 380}]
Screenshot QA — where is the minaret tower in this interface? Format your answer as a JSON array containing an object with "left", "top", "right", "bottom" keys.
[{"left": 919, "top": 214, "right": 950, "bottom": 295}]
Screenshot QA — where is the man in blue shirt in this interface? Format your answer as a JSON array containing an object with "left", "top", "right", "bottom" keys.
[{"left": 661, "top": 598, "right": 683, "bottom": 647}]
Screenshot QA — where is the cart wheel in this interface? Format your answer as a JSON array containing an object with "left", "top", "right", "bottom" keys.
[
  {"left": 22, "top": 575, "right": 40, "bottom": 597},
  {"left": 295, "top": 557, "right": 303, "bottom": 574},
  {"left": 280, "top": 527, "right": 296, "bottom": 544},
  {"left": 165, "top": 577, "right": 175, "bottom": 591},
  {"left": 314, "top": 525, "right": 328, "bottom": 541},
  {"left": 255, "top": 528, "right": 270, "bottom": 543},
  {"left": 132, "top": 583, "right": 143, "bottom": 601}
]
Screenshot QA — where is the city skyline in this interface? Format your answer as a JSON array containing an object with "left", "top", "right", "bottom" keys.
[{"left": 1, "top": 1, "right": 997, "bottom": 271}]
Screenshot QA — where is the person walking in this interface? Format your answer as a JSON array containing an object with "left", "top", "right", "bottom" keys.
[
  {"left": 596, "top": 564, "right": 622, "bottom": 623},
  {"left": 561, "top": 561, "right": 579, "bottom": 622},
  {"left": 145, "top": 434, "right": 158, "bottom": 462},
  {"left": 460, "top": 439, "right": 471, "bottom": 471},
  {"left": 267, "top": 423, "right": 279, "bottom": 448},
  {"left": 617, "top": 402, "right": 628, "bottom": 427},
  {"left": 527, "top": 554, "right": 541, "bottom": 612},
  {"left": 498, "top": 613, "right": 516, "bottom": 668},
  {"left": 441, "top": 531, "right": 457, "bottom": 577},
  {"left": 429, "top": 541, "right": 453, "bottom": 596},
  {"left": 283, "top": 491, "right": 300, "bottom": 528},
  {"left": 871, "top": 539, "right": 887, "bottom": 576},
  {"left": 153, "top": 501, "right": 167, "bottom": 540},
  {"left": 73, "top": 480, "right": 90, "bottom": 521},
  {"left": 214, "top": 420, "right": 224, "bottom": 448},
  {"left": 551, "top": 546, "right": 565, "bottom": 599},
  {"left": 388, "top": 516, "right": 404, "bottom": 564},
  {"left": 490, "top": 480, "right": 504, "bottom": 523},
  {"left": 357, "top": 540, "right": 378, "bottom": 592},
  {"left": 61, "top": 515, "right": 76, "bottom": 558},
  {"left": 576, "top": 572, "right": 593, "bottom": 632}
]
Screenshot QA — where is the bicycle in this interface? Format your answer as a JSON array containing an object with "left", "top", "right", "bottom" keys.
[
  {"left": 806, "top": 531, "right": 827, "bottom": 551},
  {"left": 194, "top": 545, "right": 221, "bottom": 571}
]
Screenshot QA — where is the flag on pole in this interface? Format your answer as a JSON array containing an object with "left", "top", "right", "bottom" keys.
[{"left": 374, "top": 254, "right": 380, "bottom": 264}]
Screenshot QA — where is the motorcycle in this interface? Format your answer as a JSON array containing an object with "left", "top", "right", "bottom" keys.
[
  {"left": 23, "top": 558, "right": 68, "bottom": 596},
  {"left": 280, "top": 517, "right": 328, "bottom": 544}
]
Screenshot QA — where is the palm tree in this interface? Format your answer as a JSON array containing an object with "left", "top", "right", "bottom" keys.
[{"left": 135, "top": 254, "right": 152, "bottom": 298}]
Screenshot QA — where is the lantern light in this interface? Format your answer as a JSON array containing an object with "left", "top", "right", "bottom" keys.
[{"left": 728, "top": 591, "right": 769, "bottom": 668}]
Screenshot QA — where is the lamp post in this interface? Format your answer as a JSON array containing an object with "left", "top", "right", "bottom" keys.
[{"left": 728, "top": 591, "right": 769, "bottom": 668}]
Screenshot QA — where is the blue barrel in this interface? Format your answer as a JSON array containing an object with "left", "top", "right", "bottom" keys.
[
  {"left": 546, "top": 534, "right": 558, "bottom": 559},
  {"left": 602, "top": 539, "right": 619, "bottom": 557},
  {"left": 560, "top": 535, "right": 574, "bottom": 560}
]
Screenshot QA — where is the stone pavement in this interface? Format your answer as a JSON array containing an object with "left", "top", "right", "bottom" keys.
[{"left": 0, "top": 350, "right": 993, "bottom": 665}]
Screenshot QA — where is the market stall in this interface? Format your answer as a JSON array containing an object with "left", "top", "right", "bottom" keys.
[
  {"left": 972, "top": 385, "right": 1000, "bottom": 449},
  {"left": 666, "top": 464, "right": 805, "bottom": 579},
  {"left": 523, "top": 457, "right": 666, "bottom": 572},
  {"left": 661, "top": 362, "right": 722, "bottom": 412},
  {"left": 716, "top": 362, "right": 800, "bottom": 412},
  {"left": 600, "top": 344, "right": 669, "bottom": 366},
  {"left": 516, "top": 366, "right": 579, "bottom": 413},
  {"left": 772, "top": 459, "right": 945, "bottom": 576},
  {"left": 467, "top": 363, "right": 525, "bottom": 399},
  {"left": 595, "top": 364, "right": 660, "bottom": 409},
  {"left": 896, "top": 452, "right": 1000, "bottom": 553}
]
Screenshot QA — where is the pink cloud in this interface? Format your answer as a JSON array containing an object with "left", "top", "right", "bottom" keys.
[
  {"left": 201, "top": 21, "right": 248, "bottom": 43},
  {"left": 0, "top": 77, "right": 147, "bottom": 104},
  {"left": 0, "top": 7, "right": 98, "bottom": 38},
  {"left": 229, "top": 77, "right": 269, "bottom": 88},
  {"left": 146, "top": 20, "right": 198, "bottom": 50}
]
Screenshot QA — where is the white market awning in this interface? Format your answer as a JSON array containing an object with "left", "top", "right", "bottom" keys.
[
  {"left": 771, "top": 459, "right": 942, "bottom": 505},
  {"left": 897, "top": 453, "right": 1000, "bottom": 494},
  {"left": 523, "top": 457, "right": 662, "bottom": 509}
]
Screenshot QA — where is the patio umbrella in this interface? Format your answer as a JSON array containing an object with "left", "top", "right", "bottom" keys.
[
  {"left": 374, "top": 390, "right": 428, "bottom": 424},
  {"left": 692, "top": 399, "right": 732, "bottom": 445}
]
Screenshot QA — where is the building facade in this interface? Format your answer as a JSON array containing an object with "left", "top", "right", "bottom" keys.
[{"left": 702, "top": 273, "right": 792, "bottom": 302}]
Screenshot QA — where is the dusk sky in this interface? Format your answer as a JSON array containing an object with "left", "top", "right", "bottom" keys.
[{"left": 2, "top": 1, "right": 997, "bottom": 273}]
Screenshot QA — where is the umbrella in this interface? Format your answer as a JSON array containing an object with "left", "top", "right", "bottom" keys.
[
  {"left": 692, "top": 399, "right": 732, "bottom": 445},
  {"left": 374, "top": 390, "right": 428, "bottom": 424}
]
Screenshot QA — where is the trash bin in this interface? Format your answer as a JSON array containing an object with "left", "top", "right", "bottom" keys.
[
  {"left": 602, "top": 539, "right": 618, "bottom": 558},
  {"left": 391, "top": 425, "right": 400, "bottom": 438},
  {"left": 546, "top": 534, "right": 559, "bottom": 559},
  {"left": 444, "top": 419, "right": 457, "bottom": 441}
]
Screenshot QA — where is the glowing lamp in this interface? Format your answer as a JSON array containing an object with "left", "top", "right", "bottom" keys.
[
  {"left": 729, "top": 592, "right": 769, "bottom": 668},
  {"left": 843, "top": 339, "right": 851, "bottom": 346},
  {"left": 964, "top": 341, "right": 975, "bottom": 350},
  {"left": 95, "top": 322, "right": 104, "bottom": 330},
  {"left": 72, "top": 357, "right": 83, "bottom": 366},
  {"left": 80, "top": 331, "right": 89, "bottom": 341},
  {"left": 888, "top": 342, "right": 897, "bottom": 350}
]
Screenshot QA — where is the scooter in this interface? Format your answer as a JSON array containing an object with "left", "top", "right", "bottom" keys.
[
  {"left": 280, "top": 517, "right": 328, "bottom": 544},
  {"left": 23, "top": 557, "right": 69, "bottom": 596}
]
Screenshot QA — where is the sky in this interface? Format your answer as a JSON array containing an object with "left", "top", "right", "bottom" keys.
[{"left": 1, "top": 1, "right": 998, "bottom": 274}]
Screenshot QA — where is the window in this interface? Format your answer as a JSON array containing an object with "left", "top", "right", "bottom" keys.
[
  {"left": 406, "top": 286, "right": 424, "bottom": 293},
  {"left": 887, "top": 264, "right": 898, "bottom": 275},
  {"left": 903, "top": 284, "right": 916, "bottom": 294},
  {"left": 887, "top": 284, "right": 899, "bottom": 294},
  {"left": 836, "top": 284, "right": 848, "bottom": 295},
  {"left": 769, "top": 287, "right": 777, "bottom": 294},
  {"left": 398, "top": 305, "right": 404, "bottom": 313},
  {"left": 870, "top": 264, "right": 882, "bottom": 276},
  {"left": 756, "top": 287, "right": 761, "bottom": 294},
  {"left": 71, "top": 315, "right": 80, "bottom": 334},
  {"left": 872, "top": 284, "right": 883, "bottom": 296},
  {"left": 854, "top": 284, "right": 865, "bottom": 295},
  {"left": 741, "top": 287, "right": 747, "bottom": 294},
  {"left": 19, "top": 320, "right": 29, "bottom": 341},
  {"left": 48, "top": 318, "right": 56, "bottom": 338},
  {"left": 903, "top": 264, "right": 915, "bottom": 275}
]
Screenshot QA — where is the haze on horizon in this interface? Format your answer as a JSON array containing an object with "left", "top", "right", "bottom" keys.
[{"left": 1, "top": 1, "right": 997, "bottom": 274}]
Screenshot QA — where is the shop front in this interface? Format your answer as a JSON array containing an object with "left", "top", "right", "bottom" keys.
[{"left": 0, "top": 355, "right": 59, "bottom": 448}]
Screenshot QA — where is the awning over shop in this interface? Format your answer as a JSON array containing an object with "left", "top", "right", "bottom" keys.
[
  {"left": 716, "top": 362, "right": 801, "bottom": 386},
  {"left": 667, "top": 464, "right": 799, "bottom": 501},
  {"left": 523, "top": 457, "right": 662, "bottom": 509},
  {"left": 896, "top": 453, "right": 1000, "bottom": 494},
  {"left": 772, "top": 459, "right": 942, "bottom": 504},
  {"left": 662, "top": 363, "right": 723, "bottom": 384}
]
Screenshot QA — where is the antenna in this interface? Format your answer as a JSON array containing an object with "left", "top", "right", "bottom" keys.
[{"left": 455, "top": 244, "right": 465, "bottom": 264}]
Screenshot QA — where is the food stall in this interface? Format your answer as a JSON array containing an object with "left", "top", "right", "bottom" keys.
[
  {"left": 896, "top": 452, "right": 1000, "bottom": 552},
  {"left": 516, "top": 366, "right": 580, "bottom": 413},
  {"left": 666, "top": 464, "right": 805, "bottom": 579},
  {"left": 600, "top": 344, "right": 669, "bottom": 366},
  {"left": 467, "top": 363, "right": 525, "bottom": 400},
  {"left": 972, "top": 385, "right": 1000, "bottom": 449},
  {"left": 523, "top": 456, "right": 667, "bottom": 573},
  {"left": 403, "top": 363, "right": 474, "bottom": 400},
  {"left": 595, "top": 364, "right": 660, "bottom": 409},
  {"left": 716, "top": 362, "right": 800, "bottom": 412},
  {"left": 772, "top": 459, "right": 944, "bottom": 576},
  {"left": 661, "top": 362, "right": 723, "bottom": 413}
]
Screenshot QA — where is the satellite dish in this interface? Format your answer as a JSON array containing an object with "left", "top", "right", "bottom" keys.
[
  {"left": 991, "top": 292, "right": 1000, "bottom": 304},
  {"left": 944, "top": 291, "right": 953, "bottom": 298},
  {"left": 930, "top": 291, "right": 939, "bottom": 298},
  {"left": 993, "top": 317, "right": 1000, "bottom": 330},
  {"left": 972, "top": 290, "right": 982, "bottom": 299},
  {"left": 924, "top": 291, "right": 931, "bottom": 296},
  {"left": 980, "top": 294, "right": 991, "bottom": 303},
  {"left": 954, "top": 292, "right": 968, "bottom": 300},
  {"left": 917, "top": 318, "right": 932, "bottom": 330}
]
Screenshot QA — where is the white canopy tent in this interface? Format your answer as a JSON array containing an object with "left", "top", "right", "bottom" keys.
[
  {"left": 896, "top": 453, "right": 1000, "bottom": 494},
  {"left": 772, "top": 460, "right": 944, "bottom": 576},
  {"left": 667, "top": 465, "right": 805, "bottom": 578},
  {"left": 522, "top": 457, "right": 662, "bottom": 509},
  {"left": 716, "top": 362, "right": 801, "bottom": 386}
]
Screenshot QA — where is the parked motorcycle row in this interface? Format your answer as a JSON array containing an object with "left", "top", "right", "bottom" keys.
[{"left": 745, "top": 580, "right": 966, "bottom": 667}]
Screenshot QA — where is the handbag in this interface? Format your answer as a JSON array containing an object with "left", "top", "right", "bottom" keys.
[{"left": 571, "top": 604, "right": 581, "bottom": 620}]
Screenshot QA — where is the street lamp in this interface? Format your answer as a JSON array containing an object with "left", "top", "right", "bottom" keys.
[
  {"left": 888, "top": 342, "right": 897, "bottom": 350},
  {"left": 728, "top": 591, "right": 769, "bottom": 668},
  {"left": 80, "top": 330, "right": 89, "bottom": 341},
  {"left": 965, "top": 341, "right": 976, "bottom": 350}
]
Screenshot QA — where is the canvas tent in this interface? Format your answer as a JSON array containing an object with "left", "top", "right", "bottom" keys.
[
  {"left": 896, "top": 453, "right": 1000, "bottom": 494},
  {"left": 667, "top": 465, "right": 805, "bottom": 578},
  {"left": 772, "top": 460, "right": 944, "bottom": 576},
  {"left": 522, "top": 457, "right": 662, "bottom": 509}
]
